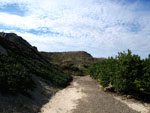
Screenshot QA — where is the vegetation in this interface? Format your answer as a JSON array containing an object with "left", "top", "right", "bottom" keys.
[
  {"left": 88, "top": 50, "right": 150, "bottom": 94},
  {"left": 18, "top": 57, "right": 72, "bottom": 87},
  {"left": 0, "top": 54, "right": 34, "bottom": 94},
  {"left": 0, "top": 53, "right": 72, "bottom": 94},
  {"left": 0, "top": 33, "right": 73, "bottom": 95},
  {"left": 41, "top": 51, "right": 104, "bottom": 76}
]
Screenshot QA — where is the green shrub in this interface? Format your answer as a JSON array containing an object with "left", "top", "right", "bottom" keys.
[
  {"left": 24, "top": 60, "right": 72, "bottom": 87},
  {"left": 0, "top": 54, "right": 34, "bottom": 94},
  {"left": 88, "top": 49, "right": 150, "bottom": 94},
  {"left": 100, "top": 57, "right": 118, "bottom": 87},
  {"left": 88, "top": 62, "right": 101, "bottom": 79},
  {"left": 112, "top": 50, "right": 142, "bottom": 92},
  {"left": 134, "top": 56, "right": 150, "bottom": 93},
  {"left": 89, "top": 57, "right": 117, "bottom": 87},
  {"left": 0, "top": 53, "right": 72, "bottom": 95}
]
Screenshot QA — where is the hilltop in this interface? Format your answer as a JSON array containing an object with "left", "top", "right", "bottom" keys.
[
  {"left": 0, "top": 32, "right": 47, "bottom": 63},
  {"left": 41, "top": 51, "right": 104, "bottom": 76}
]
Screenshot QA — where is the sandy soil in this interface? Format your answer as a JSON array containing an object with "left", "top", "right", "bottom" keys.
[
  {"left": 114, "top": 96, "right": 150, "bottom": 113},
  {"left": 41, "top": 76, "right": 149, "bottom": 113},
  {"left": 41, "top": 77, "right": 86, "bottom": 113},
  {"left": 0, "top": 75, "right": 58, "bottom": 113}
]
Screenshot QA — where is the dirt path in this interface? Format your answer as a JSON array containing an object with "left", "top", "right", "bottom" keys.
[{"left": 41, "top": 76, "right": 148, "bottom": 113}]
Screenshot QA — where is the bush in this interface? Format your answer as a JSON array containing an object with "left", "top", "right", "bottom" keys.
[
  {"left": 21, "top": 60, "right": 72, "bottom": 87},
  {"left": 88, "top": 49, "right": 150, "bottom": 94},
  {"left": 0, "top": 54, "right": 34, "bottom": 94},
  {"left": 135, "top": 55, "right": 150, "bottom": 93},
  {"left": 112, "top": 50, "right": 142, "bottom": 92},
  {"left": 88, "top": 62, "right": 101, "bottom": 79},
  {"left": 89, "top": 57, "right": 117, "bottom": 87},
  {"left": 0, "top": 53, "right": 72, "bottom": 95}
]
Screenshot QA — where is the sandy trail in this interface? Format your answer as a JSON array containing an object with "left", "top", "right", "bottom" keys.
[
  {"left": 41, "top": 76, "right": 149, "bottom": 113},
  {"left": 41, "top": 77, "right": 86, "bottom": 113}
]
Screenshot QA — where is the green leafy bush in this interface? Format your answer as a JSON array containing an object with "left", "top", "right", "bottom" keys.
[
  {"left": 0, "top": 52, "right": 72, "bottom": 95},
  {"left": 88, "top": 62, "right": 101, "bottom": 79},
  {"left": 20, "top": 59, "right": 72, "bottom": 87},
  {"left": 134, "top": 55, "right": 150, "bottom": 93},
  {"left": 0, "top": 54, "right": 34, "bottom": 94},
  {"left": 89, "top": 57, "right": 117, "bottom": 87},
  {"left": 112, "top": 50, "right": 142, "bottom": 92},
  {"left": 88, "top": 49, "right": 150, "bottom": 94}
]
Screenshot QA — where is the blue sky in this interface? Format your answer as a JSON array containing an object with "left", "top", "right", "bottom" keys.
[{"left": 0, "top": 0, "right": 150, "bottom": 58}]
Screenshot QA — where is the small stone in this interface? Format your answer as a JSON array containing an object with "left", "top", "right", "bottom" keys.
[{"left": 127, "top": 95, "right": 132, "bottom": 99}]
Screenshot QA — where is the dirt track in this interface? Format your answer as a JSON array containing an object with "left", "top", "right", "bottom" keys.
[{"left": 41, "top": 76, "right": 147, "bottom": 113}]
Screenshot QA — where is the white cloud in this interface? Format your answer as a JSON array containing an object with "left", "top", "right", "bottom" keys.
[{"left": 0, "top": 0, "right": 150, "bottom": 58}]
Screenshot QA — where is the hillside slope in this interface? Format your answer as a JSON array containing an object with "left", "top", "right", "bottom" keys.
[
  {"left": 41, "top": 51, "right": 104, "bottom": 76},
  {"left": 0, "top": 32, "right": 72, "bottom": 112},
  {"left": 0, "top": 32, "right": 72, "bottom": 94},
  {"left": 0, "top": 32, "right": 48, "bottom": 63}
]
